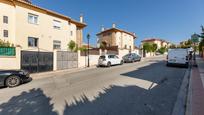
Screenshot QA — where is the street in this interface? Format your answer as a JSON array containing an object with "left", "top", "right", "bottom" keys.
[{"left": 0, "top": 56, "right": 187, "bottom": 115}]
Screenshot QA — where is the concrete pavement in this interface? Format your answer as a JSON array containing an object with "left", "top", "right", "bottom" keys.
[
  {"left": 30, "top": 55, "right": 166, "bottom": 80},
  {"left": 0, "top": 56, "right": 187, "bottom": 115}
]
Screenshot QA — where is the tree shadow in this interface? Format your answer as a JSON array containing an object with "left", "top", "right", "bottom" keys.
[
  {"left": 62, "top": 60, "right": 186, "bottom": 115},
  {"left": 0, "top": 60, "right": 187, "bottom": 115},
  {"left": 0, "top": 88, "right": 58, "bottom": 115}
]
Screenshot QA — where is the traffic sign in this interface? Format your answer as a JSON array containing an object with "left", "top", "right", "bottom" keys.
[{"left": 191, "top": 34, "right": 199, "bottom": 43}]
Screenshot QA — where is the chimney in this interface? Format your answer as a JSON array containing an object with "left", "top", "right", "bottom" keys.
[
  {"left": 112, "top": 23, "right": 116, "bottom": 28},
  {"left": 101, "top": 25, "right": 105, "bottom": 31},
  {"left": 80, "top": 14, "right": 83, "bottom": 23}
]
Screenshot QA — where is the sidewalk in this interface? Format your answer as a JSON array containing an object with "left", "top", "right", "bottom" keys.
[
  {"left": 31, "top": 66, "right": 97, "bottom": 80},
  {"left": 186, "top": 56, "right": 204, "bottom": 115}
]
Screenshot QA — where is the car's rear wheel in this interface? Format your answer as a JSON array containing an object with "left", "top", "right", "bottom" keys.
[
  {"left": 185, "top": 63, "right": 189, "bottom": 68},
  {"left": 5, "top": 75, "right": 21, "bottom": 87},
  {"left": 107, "top": 62, "right": 111, "bottom": 67},
  {"left": 120, "top": 60, "right": 124, "bottom": 65}
]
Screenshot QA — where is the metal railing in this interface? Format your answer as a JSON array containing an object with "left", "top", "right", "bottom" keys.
[{"left": 0, "top": 47, "right": 16, "bottom": 56}]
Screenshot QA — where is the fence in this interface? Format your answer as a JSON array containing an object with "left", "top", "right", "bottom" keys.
[
  {"left": 0, "top": 47, "right": 21, "bottom": 70},
  {"left": 0, "top": 47, "right": 16, "bottom": 56},
  {"left": 81, "top": 48, "right": 100, "bottom": 56}
]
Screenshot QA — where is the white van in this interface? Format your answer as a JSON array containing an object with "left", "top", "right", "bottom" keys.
[{"left": 167, "top": 49, "right": 189, "bottom": 67}]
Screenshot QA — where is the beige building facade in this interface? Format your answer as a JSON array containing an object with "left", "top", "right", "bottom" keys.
[
  {"left": 0, "top": 0, "right": 86, "bottom": 51},
  {"left": 141, "top": 38, "right": 170, "bottom": 49},
  {"left": 96, "top": 25, "right": 136, "bottom": 51},
  {"left": 141, "top": 38, "right": 170, "bottom": 57},
  {"left": 0, "top": 0, "right": 86, "bottom": 70}
]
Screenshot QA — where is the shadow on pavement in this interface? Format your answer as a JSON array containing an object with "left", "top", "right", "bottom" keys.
[
  {"left": 0, "top": 88, "right": 58, "bottom": 115},
  {"left": 62, "top": 60, "right": 186, "bottom": 115},
  {"left": 0, "top": 60, "right": 186, "bottom": 115}
]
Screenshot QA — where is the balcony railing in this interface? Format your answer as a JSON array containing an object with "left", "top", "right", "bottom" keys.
[{"left": 0, "top": 47, "right": 16, "bottom": 56}]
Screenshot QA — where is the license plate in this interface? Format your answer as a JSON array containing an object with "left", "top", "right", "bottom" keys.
[{"left": 170, "top": 59, "right": 176, "bottom": 62}]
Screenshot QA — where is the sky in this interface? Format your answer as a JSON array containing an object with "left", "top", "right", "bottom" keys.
[{"left": 32, "top": 0, "right": 204, "bottom": 47}]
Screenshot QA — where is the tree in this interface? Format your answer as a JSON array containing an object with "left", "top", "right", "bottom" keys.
[
  {"left": 67, "top": 40, "right": 76, "bottom": 52},
  {"left": 185, "top": 39, "right": 192, "bottom": 47},
  {"left": 199, "top": 38, "right": 204, "bottom": 52},
  {"left": 169, "top": 44, "right": 176, "bottom": 49},
  {"left": 79, "top": 46, "right": 87, "bottom": 52},
  {"left": 143, "top": 43, "right": 152, "bottom": 53},
  {"left": 99, "top": 43, "right": 105, "bottom": 49},
  {"left": 158, "top": 47, "right": 166, "bottom": 54},
  {"left": 152, "top": 43, "right": 158, "bottom": 53},
  {"left": 74, "top": 44, "right": 78, "bottom": 52}
]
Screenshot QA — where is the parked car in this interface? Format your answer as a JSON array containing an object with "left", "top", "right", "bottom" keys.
[
  {"left": 166, "top": 48, "right": 189, "bottom": 68},
  {"left": 0, "top": 70, "right": 32, "bottom": 88},
  {"left": 122, "top": 53, "right": 141, "bottom": 63},
  {"left": 155, "top": 52, "right": 161, "bottom": 55},
  {"left": 98, "top": 54, "right": 123, "bottom": 67}
]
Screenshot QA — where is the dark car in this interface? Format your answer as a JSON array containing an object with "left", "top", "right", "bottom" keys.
[
  {"left": 0, "top": 70, "right": 32, "bottom": 87},
  {"left": 123, "top": 53, "right": 141, "bottom": 63}
]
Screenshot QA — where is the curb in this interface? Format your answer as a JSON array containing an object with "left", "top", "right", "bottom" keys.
[
  {"left": 30, "top": 66, "right": 97, "bottom": 80},
  {"left": 172, "top": 67, "right": 191, "bottom": 115},
  {"left": 185, "top": 68, "right": 192, "bottom": 115}
]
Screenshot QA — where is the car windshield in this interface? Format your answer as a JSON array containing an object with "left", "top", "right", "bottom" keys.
[
  {"left": 99, "top": 56, "right": 106, "bottom": 59},
  {"left": 124, "top": 54, "right": 131, "bottom": 57}
]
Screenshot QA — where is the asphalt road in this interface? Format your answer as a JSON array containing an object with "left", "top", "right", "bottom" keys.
[{"left": 0, "top": 56, "right": 187, "bottom": 115}]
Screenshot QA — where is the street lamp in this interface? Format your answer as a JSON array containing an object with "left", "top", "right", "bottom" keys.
[{"left": 87, "top": 33, "right": 90, "bottom": 67}]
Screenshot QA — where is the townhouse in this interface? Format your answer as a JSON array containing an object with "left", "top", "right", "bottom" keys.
[
  {"left": 0, "top": 0, "right": 86, "bottom": 72},
  {"left": 141, "top": 38, "right": 170, "bottom": 57},
  {"left": 96, "top": 24, "right": 137, "bottom": 51}
]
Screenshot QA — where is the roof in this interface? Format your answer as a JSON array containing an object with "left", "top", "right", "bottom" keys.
[
  {"left": 7, "top": 0, "right": 86, "bottom": 28},
  {"left": 96, "top": 28, "right": 137, "bottom": 39},
  {"left": 134, "top": 46, "right": 140, "bottom": 49},
  {"left": 141, "top": 38, "right": 169, "bottom": 43}
]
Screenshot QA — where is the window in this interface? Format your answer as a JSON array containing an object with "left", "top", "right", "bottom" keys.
[
  {"left": 3, "top": 16, "right": 8, "bottom": 24},
  {"left": 70, "top": 31, "right": 73, "bottom": 36},
  {"left": 28, "top": 13, "right": 38, "bottom": 24},
  {"left": 3, "top": 30, "right": 8, "bottom": 37},
  {"left": 53, "top": 40, "right": 61, "bottom": 49},
  {"left": 115, "top": 56, "right": 119, "bottom": 59},
  {"left": 108, "top": 55, "right": 115, "bottom": 59},
  {"left": 28, "top": 37, "right": 38, "bottom": 47},
  {"left": 53, "top": 20, "right": 61, "bottom": 29}
]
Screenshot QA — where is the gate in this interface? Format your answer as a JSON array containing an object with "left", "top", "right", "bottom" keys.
[
  {"left": 21, "top": 51, "right": 53, "bottom": 73},
  {"left": 57, "top": 51, "right": 78, "bottom": 70}
]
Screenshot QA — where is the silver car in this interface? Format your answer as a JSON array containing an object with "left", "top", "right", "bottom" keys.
[{"left": 123, "top": 53, "right": 141, "bottom": 63}]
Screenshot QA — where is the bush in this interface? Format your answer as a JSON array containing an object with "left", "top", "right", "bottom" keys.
[
  {"left": 67, "top": 40, "right": 76, "bottom": 52},
  {"left": 158, "top": 47, "right": 166, "bottom": 54},
  {"left": 0, "top": 39, "right": 14, "bottom": 47}
]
